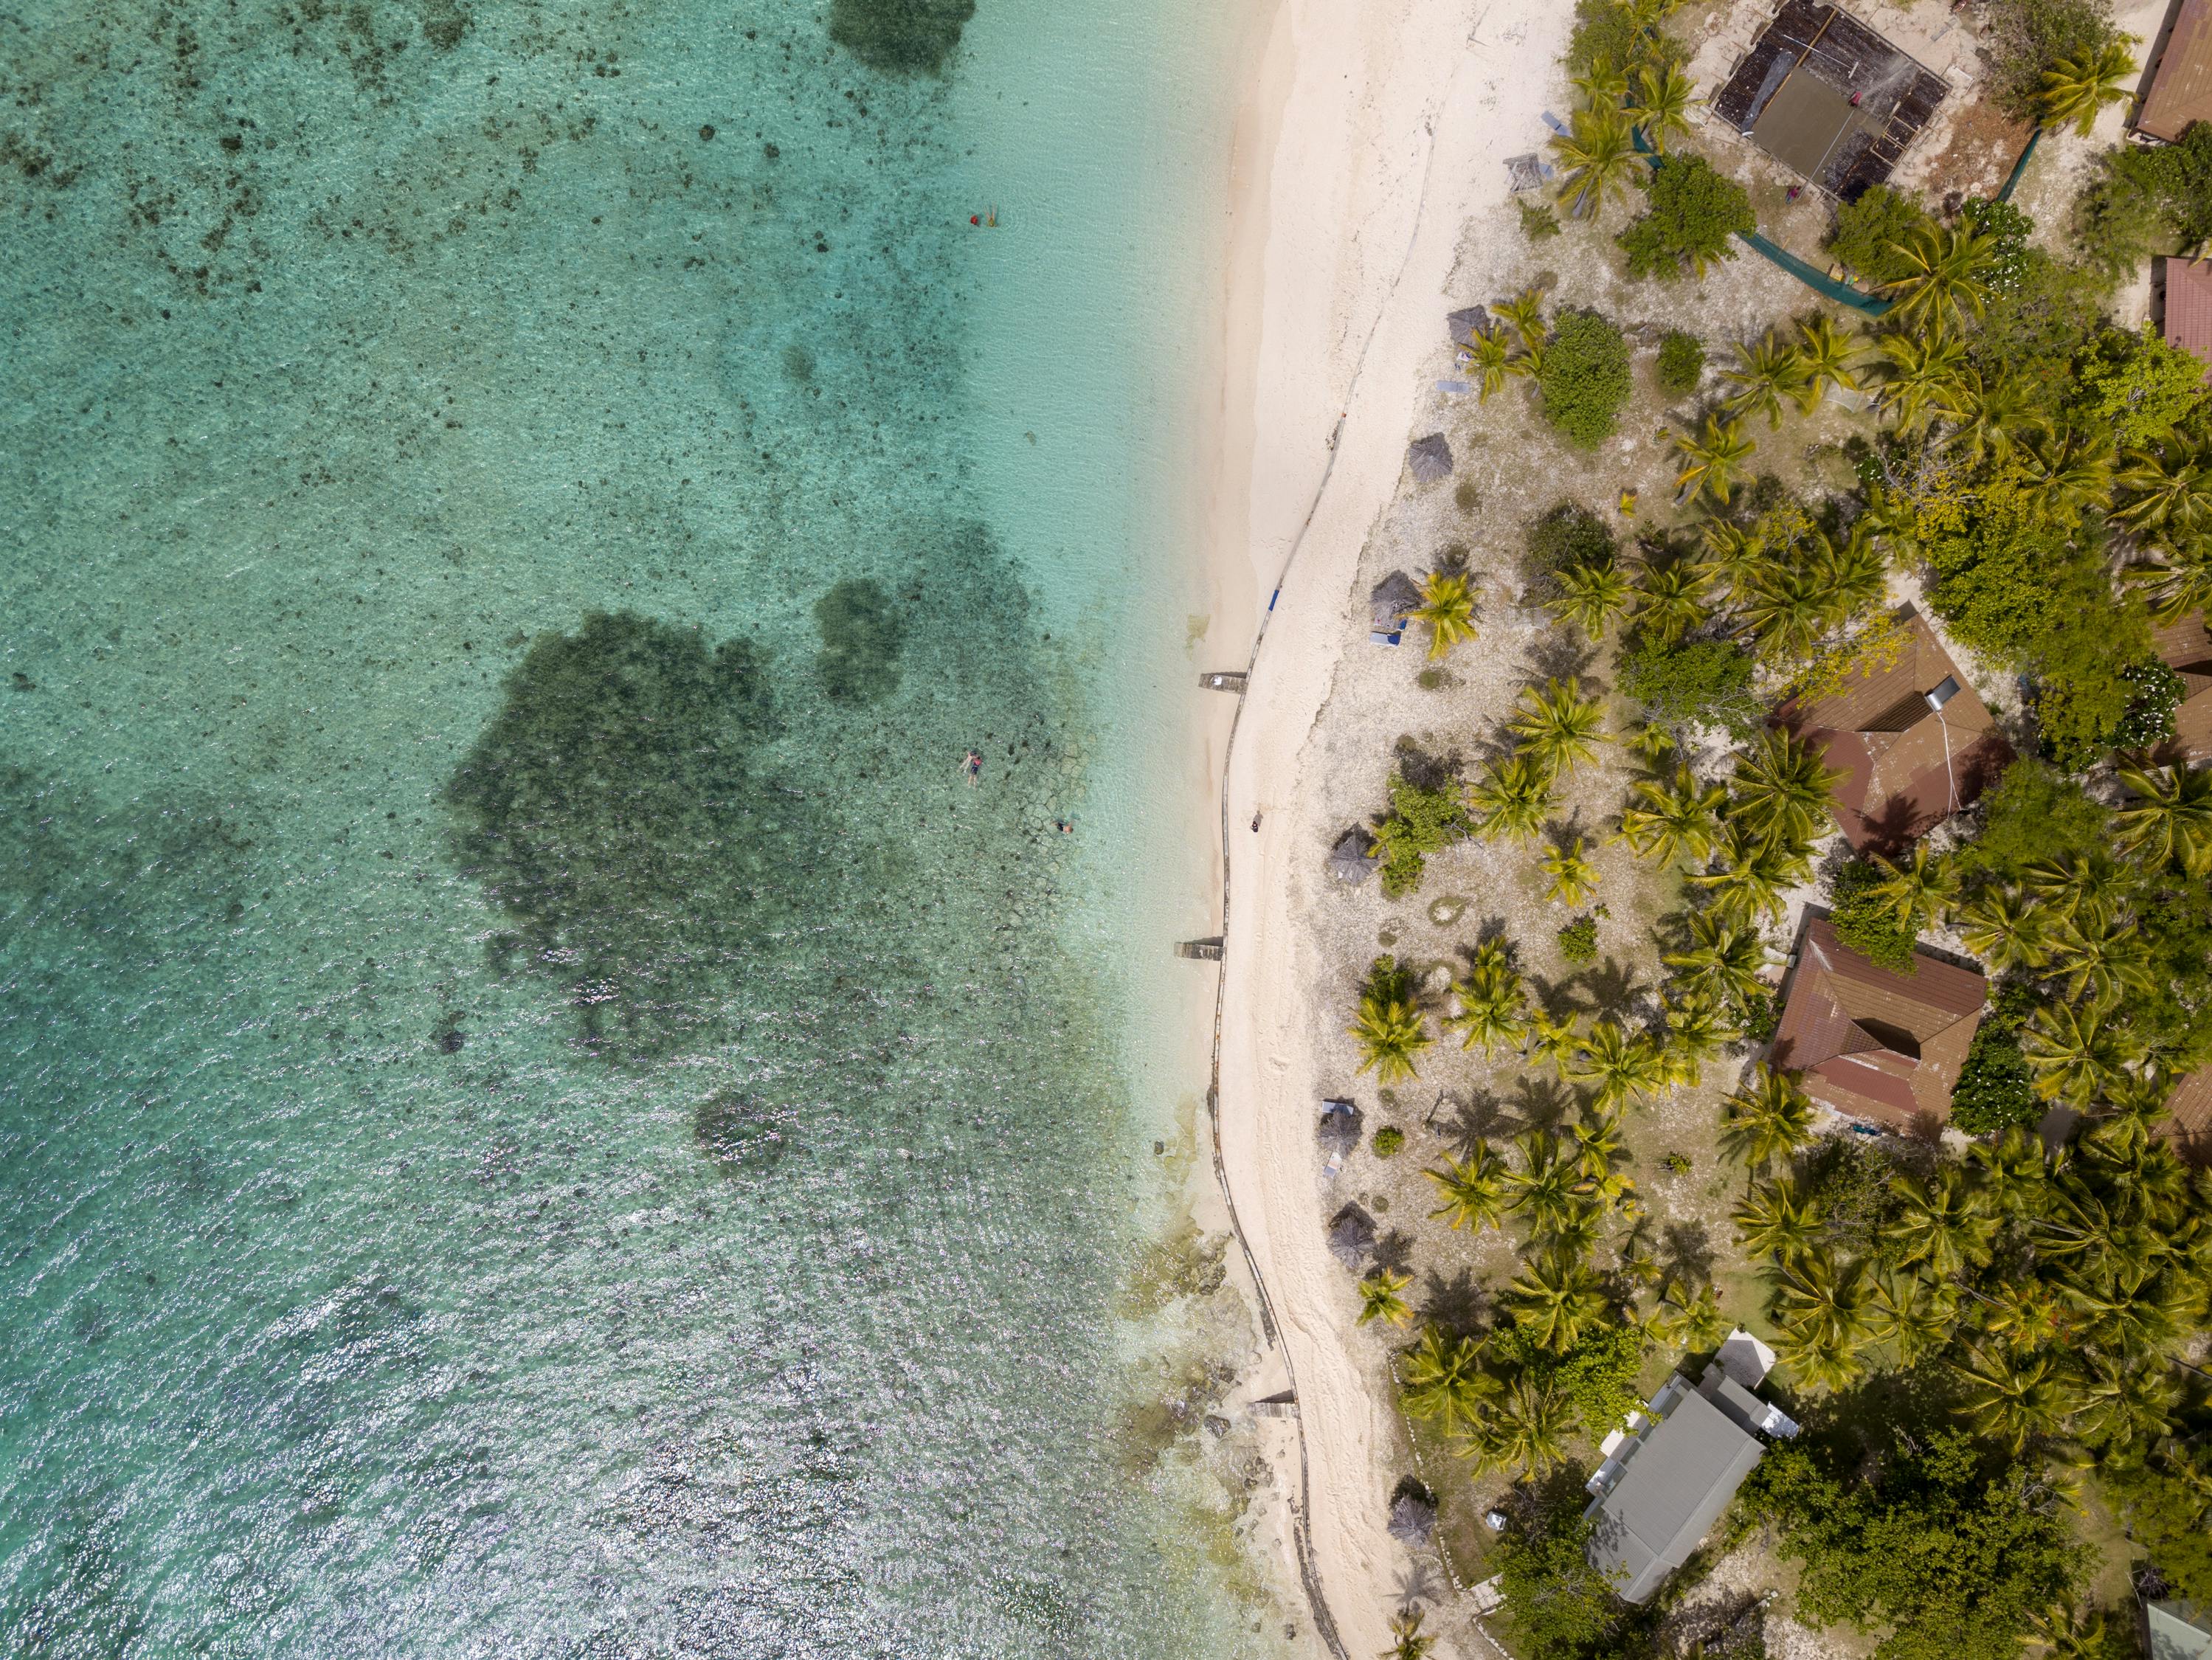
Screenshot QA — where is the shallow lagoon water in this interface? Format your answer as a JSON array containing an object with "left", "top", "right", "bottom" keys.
[{"left": 0, "top": 3, "right": 1262, "bottom": 1655}]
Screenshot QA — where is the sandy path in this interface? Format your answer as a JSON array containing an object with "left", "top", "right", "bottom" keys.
[{"left": 1205, "top": 0, "right": 1572, "bottom": 1654}]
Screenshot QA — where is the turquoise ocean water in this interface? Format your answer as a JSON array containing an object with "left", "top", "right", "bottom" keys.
[{"left": 0, "top": 3, "right": 1268, "bottom": 1655}]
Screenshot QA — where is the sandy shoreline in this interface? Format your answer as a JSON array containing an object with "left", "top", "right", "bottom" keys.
[{"left": 1198, "top": 0, "right": 1573, "bottom": 1653}]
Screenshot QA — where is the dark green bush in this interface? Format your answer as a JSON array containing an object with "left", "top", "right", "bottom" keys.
[
  {"left": 1558, "top": 916, "right": 1600, "bottom": 963},
  {"left": 1538, "top": 311, "right": 1634, "bottom": 449},
  {"left": 1618, "top": 156, "right": 1754, "bottom": 281},
  {"left": 1527, "top": 503, "right": 1619, "bottom": 578},
  {"left": 1372, "top": 771, "right": 1470, "bottom": 898},
  {"left": 1618, "top": 636, "right": 1760, "bottom": 737},
  {"left": 1827, "top": 185, "right": 1933, "bottom": 284},
  {"left": 1950, "top": 1024, "right": 2040, "bottom": 1135},
  {"left": 1372, "top": 1125, "right": 1406, "bottom": 1158},
  {"left": 2115, "top": 658, "right": 2187, "bottom": 750},
  {"left": 1655, "top": 329, "right": 1706, "bottom": 395},
  {"left": 1981, "top": 0, "right": 2128, "bottom": 122},
  {"left": 1829, "top": 860, "right": 1918, "bottom": 973},
  {"left": 1518, "top": 197, "right": 1562, "bottom": 242}
]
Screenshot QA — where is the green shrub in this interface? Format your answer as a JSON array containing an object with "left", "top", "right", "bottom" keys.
[
  {"left": 1737, "top": 988, "right": 1780, "bottom": 1043},
  {"left": 1618, "top": 636, "right": 1760, "bottom": 737},
  {"left": 1950, "top": 1024, "right": 2040, "bottom": 1136},
  {"left": 2115, "top": 658, "right": 2188, "bottom": 750},
  {"left": 1660, "top": 1150, "right": 1692, "bottom": 1175},
  {"left": 1558, "top": 916, "right": 1600, "bottom": 963},
  {"left": 1827, "top": 184, "right": 1933, "bottom": 284},
  {"left": 1372, "top": 1124, "right": 1405, "bottom": 1158},
  {"left": 2066, "top": 323, "right": 2212, "bottom": 448},
  {"left": 1957, "top": 760, "right": 2112, "bottom": 884},
  {"left": 1518, "top": 197, "right": 1562, "bottom": 242},
  {"left": 1566, "top": 0, "right": 1684, "bottom": 75},
  {"left": 1802, "top": 1137, "right": 1901, "bottom": 1257},
  {"left": 1538, "top": 311, "right": 1634, "bottom": 449},
  {"left": 1981, "top": 0, "right": 2128, "bottom": 122},
  {"left": 1655, "top": 329, "right": 1706, "bottom": 395},
  {"left": 1957, "top": 197, "right": 2033, "bottom": 293},
  {"left": 1371, "top": 771, "right": 1470, "bottom": 898},
  {"left": 2104, "top": 1456, "right": 2212, "bottom": 1603},
  {"left": 1495, "top": 1506, "right": 1626, "bottom": 1657},
  {"left": 1829, "top": 860, "right": 1918, "bottom": 973},
  {"left": 1618, "top": 156, "right": 1755, "bottom": 281},
  {"left": 1526, "top": 502, "right": 1618, "bottom": 578}
]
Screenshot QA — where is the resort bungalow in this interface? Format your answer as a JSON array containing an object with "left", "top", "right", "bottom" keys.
[
  {"left": 2163, "top": 1065, "right": 2212, "bottom": 1166},
  {"left": 2151, "top": 611, "right": 2212, "bottom": 761},
  {"left": 2135, "top": 0, "right": 2212, "bottom": 145},
  {"left": 1778, "top": 606, "right": 2011, "bottom": 851},
  {"left": 1773, "top": 916, "right": 1987, "bottom": 1135},
  {"left": 1583, "top": 1343, "right": 1798, "bottom": 1605},
  {"left": 2146, "top": 1594, "right": 2212, "bottom": 1660}
]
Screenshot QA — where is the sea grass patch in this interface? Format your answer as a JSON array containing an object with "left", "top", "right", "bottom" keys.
[{"left": 828, "top": 0, "right": 977, "bottom": 76}]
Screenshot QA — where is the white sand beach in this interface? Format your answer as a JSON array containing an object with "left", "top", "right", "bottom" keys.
[{"left": 1202, "top": 0, "right": 1575, "bottom": 1652}]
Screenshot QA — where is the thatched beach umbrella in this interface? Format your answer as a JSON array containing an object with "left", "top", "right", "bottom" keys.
[
  {"left": 1327, "top": 1203, "right": 1377, "bottom": 1270},
  {"left": 1369, "top": 571, "right": 1421, "bottom": 632},
  {"left": 1327, "top": 829, "right": 1383, "bottom": 887},
  {"left": 1407, "top": 432, "right": 1454, "bottom": 483},
  {"left": 1388, "top": 1490, "right": 1438, "bottom": 1546}
]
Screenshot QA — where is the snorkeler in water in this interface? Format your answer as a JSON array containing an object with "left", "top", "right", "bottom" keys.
[{"left": 963, "top": 749, "right": 983, "bottom": 784}]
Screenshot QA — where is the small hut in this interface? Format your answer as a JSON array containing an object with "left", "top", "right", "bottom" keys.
[
  {"left": 1326, "top": 1203, "right": 1376, "bottom": 1270},
  {"left": 1447, "top": 305, "right": 1489, "bottom": 344},
  {"left": 1327, "top": 829, "right": 1383, "bottom": 887},
  {"left": 1369, "top": 572, "right": 1420, "bottom": 645},
  {"left": 1387, "top": 1490, "right": 1438, "bottom": 1547},
  {"left": 1407, "top": 432, "right": 1454, "bottom": 483},
  {"left": 1505, "top": 153, "right": 1545, "bottom": 193}
]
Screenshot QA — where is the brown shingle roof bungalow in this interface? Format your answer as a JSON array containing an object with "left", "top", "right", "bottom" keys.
[
  {"left": 2163, "top": 259, "right": 2212, "bottom": 381},
  {"left": 2164, "top": 1064, "right": 2212, "bottom": 1166},
  {"left": 1778, "top": 606, "right": 2014, "bottom": 853},
  {"left": 2152, "top": 611, "right": 2212, "bottom": 763},
  {"left": 1773, "top": 917, "right": 1987, "bottom": 1135},
  {"left": 2137, "top": 0, "right": 2212, "bottom": 144}
]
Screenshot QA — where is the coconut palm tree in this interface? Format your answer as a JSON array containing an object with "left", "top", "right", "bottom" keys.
[
  {"left": 1769, "top": 1320, "right": 1867, "bottom": 1394},
  {"left": 1660, "top": 988, "right": 1733, "bottom": 1087},
  {"left": 1549, "top": 560, "right": 1634, "bottom": 638},
  {"left": 1865, "top": 1270, "right": 1958, "bottom": 1364},
  {"left": 1572, "top": 54, "right": 1631, "bottom": 112},
  {"left": 1510, "top": 679, "right": 1607, "bottom": 775},
  {"left": 1572, "top": 1019, "right": 1670, "bottom": 1113},
  {"left": 1696, "top": 516, "right": 1767, "bottom": 601},
  {"left": 1716, "top": 1063, "right": 1816, "bottom": 1175},
  {"left": 2126, "top": 537, "right": 2212, "bottom": 623},
  {"left": 2069, "top": 1351, "right": 2180, "bottom": 1453},
  {"left": 1727, "top": 727, "right": 1842, "bottom": 851},
  {"left": 1953, "top": 1344, "right": 2075, "bottom": 1452},
  {"left": 1472, "top": 1373, "right": 1573, "bottom": 1477},
  {"left": 2037, "top": 38, "right": 2137, "bottom": 136},
  {"left": 1946, "top": 367, "right": 2050, "bottom": 465},
  {"left": 1771, "top": 1251, "right": 1873, "bottom": 1349},
  {"left": 1358, "top": 1267, "right": 1416, "bottom": 1327},
  {"left": 1791, "top": 314, "right": 1861, "bottom": 412},
  {"left": 2021, "top": 431, "right": 2117, "bottom": 519},
  {"left": 1550, "top": 106, "right": 1639, "bottom": 218},
  {"left": 1955, "top": 884, "right": 2050, "bottom": 972},
  {"left": 1411, "top": 570, "right": 1479, "bottom": 660},
  {"left": 2047, "top": 914, "right": 2157, "bottom": 1005},
  {"left": 1493, "top": 286, "right": 1549, "bottom": 353},
  {"left": 1525, "top": 1009, "right": 1586, "bottom": 1077},
  {"left": 1975, "top": 1278, "right": 2068, "bottom": 1352},
  {"left": 1468, "top": 751, "right": 1558, "bottom": 843},
  {"left": 1808, "top": 522, "right": 1887, "bottom": 627},
  {"left": 2028, "top": 1601, "right": 2117, "bottom": 1660},
  {"left": 1398, "top": 1325, "right": 1493, "bottom": 1429},
  {"left": 1632, "top": 62, "right": 1698, "bottom": 153},
  {"left": 1868, "top": 843, "right": 1957, "bottom": 933},
  {"left": 2115, "top": 431, "right": 2212, "bottom": 535},
  {"left": 1662, "top": 910, "right": 1770, "bottom": 1006},
  {"left": 1542, "top": 837, "right": 1600, "bottom": 907},
  {"left": 1881, "top": 225, "right": 1996, "bottom": 332},
  {"left": 1733, "top": 1177, "right": 1825, "bottom": 1264},
  {"left": 1504, "top": 1250, "right": 1611, "bottom": 1355},
  {"left": 2021, "top": 999, "right": 2148, "bottom": 1107},
  {"left": 1631, "top": 557, "right": 1710, "bottom": 646},
  {"left": 1887, "top": 1166, "right": 1997, "bottom": 1277},
  {"left": 1690, "top": 832, "right": 1805, "bottom": 925},
  {"left": 1466, "top": 328, "right": 1515, "bottom": 400},
  {"left": 1650, "top": 1282, "right": 1730, "bottom": 1351},
  {"left": 1668, "top": 412, "right": 1755, "bottom": 506},
  {"left": 1350, "top": 958, "right": 1431, "bottom": 1083},
  {"left": 1722, "top": 333, "right": 1811, "bottom": 430},
  {"left": 1504, "top": 1132, "right": 1588, "bottom": 1236},
  {"left": 1427, "top": 1142, "right": 1510, "bottom": 1232},
  {"left": 2115, "top": 761, "right": 2212, "bottom": 876},
  {"left": 1873, "top": 326, "right": 1969, "bottom": 436},
  {"left": 1739, "top": 557, "right": 1833, "bottom": 662},
  {"left": 1449, "top": 949, "right": 1529, "bottom": 1055},
  {"left": 2021, "top": 851, "right": 2130, "bottom": 925},
  {"left": 1966, "top": 1124, "right": 2053, "bottom": 1221},
  {"left": 1618, "top": 765, "right": 1726, "bottom": 865},
  {"left": 1386, "top": 1607, "right": 1437, "bottom": 1660}
]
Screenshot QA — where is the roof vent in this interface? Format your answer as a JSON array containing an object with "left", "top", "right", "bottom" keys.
[{"left": 1924, "top": 676, "right": 1959, "bottom": 712}]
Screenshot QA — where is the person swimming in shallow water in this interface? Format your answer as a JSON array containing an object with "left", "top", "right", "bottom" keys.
[{"left": 962, "top": 749, "right": 983, "bottom": 784}]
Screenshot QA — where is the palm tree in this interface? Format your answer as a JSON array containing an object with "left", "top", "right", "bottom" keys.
[
  {"left": 2021, "top": 431, "right": 2117, "bottom": 519},
  {"left": 1955, "top": 884, "right": 2050, "bottom": 972},
  {"left": 2047, "top": 914, "right": 2157, "bottom": 1005},
  {"left": 1974, "top": 1277, "right": 2068, "bottom": 1353},
  {"left": 1770, "top": 1251, "right": 1872, "bottom": 1348},
  {"left": 1473, "top": 1373, "right": 1572, "bottom": 1478},
  {"left": 1493, "top": 286, "right": 1549, "bottom": 353},
  {"left": 1468, "top": 751, "right": 1558, "bottom": 842},
  {"left": 2020, "top": 999, "right": 2147, "bottom": 1107},
  {"left": 1572, "top": 1019, "right": 1670, "bottom": 1113},
  {"left": 2069, "top": 1351, "right": 2179, "bottom": 1453},
  {"left": 1808, "top": 522, "right": 1887, "bottom": 626},
  {"left": 1727, "top": 727, "right": 1842, "bottom": 851},
  {"left": 1769, "top": 1320, "right": 1867, "bottom": 1394},
  {"left": 2126, "top": 537, "right": 2212, "bottom": 623},
  {"left": 1631, "top": 558, "right": 1710, "bottom": 645},
  {"left": 1411, "top": 570, "right": 1479, "bottom": 660},
  {"left": 1385, "top": 1607, "right": 1436, "bottom": 1660},
  {"left": 1881, "top": 225, "right": 1996, "bottom": 332},
  {"left": 1504, "top": 1132, "right": 1588, "bottom": 1236},
  {"left": 1873, "top": 326, "right": 1968, "bottom": 436},
  {"left": 1632, "top": 63, "right": 1697, "bottom": 153},
  {"left": 1953, "top": 1344, "right": 2075, "bottom": 1452},
  {"left": 2021, "top": 851, "right": 2129, "bottom": 924},
  {"left": 1733, "top": 1177, "right": 1825, "bottom": 1263},
  {"left": 1549, "top": 560, "right": 1634, "bottom": 638},
  {"left": 1716, "top": 1064, "right": 1816, "bottom": 1175},
  {"left": 2115, "top": 431, "right": 2212, "bottom": 535},
  {"left": 1865, "top": 1270, "right": 1957, "bottom": 1364},
  {"left": 1690, "top": 832, "right": 1805, "bottom": 925},
  {"left": 1739, "top": 558, "right": 1832, "bottom": 662},
  {"left": 1662, "top": 910, "right": 1769, "bottom": 1006},
  {"left": 1358, "top": 1267, "right": 1415, "bottom": 1327},
  {"left": 1618, "top": 765, "right": 1726, "bottom": 865},
  {"left": 1350, "top": 958, "right": 1431, "bottom": 1083},
  {"left": 2037, "top": 38, "right": 2137, "bottom": 136},
  {"left": 1668, "top": 413, "right": 1755, "bottom": 506},
  {"left": 1660, "top": 988, "right": 1733, "bottom": 1087},
  {"left": 1551, "top": 106, "right": 1639, "bottom": 218},
  {"left": 1448, "top": 950, "right": 1529, "bottom": 1055},
  {"left": 1696, "top": 516, "right": 1766, "bottom": 601},
  {"left": 1510, "top": 679, "right": 1607, "bottom": 775},
  {"left": 1525, "top": 1009, "right": 1586, "bottom": 1076},
  {"left": 2028, "top": 1601, "right": 2116, "bottom": 1660},
  {"left": 1465, "top": 328, "right": 1513, "bottom": 400},
  {"left": 1571, "top": 54, "right": 1631, "bottom": 112},
  {"left": 1946, "top": 368, "right": 2049, "bottom": 465},
  {"left": 1887, "top": 1165, "right": 1996, "bottom": 1277},
  {"left": 1542, "top": 837, "right": 1600, "bottom": 907},
  {"left": 1792, "top": 314, "right": 1860, "bottom": 412},
  {"left": 2115, "top": 761, "right": 2212, "bottom": 876},
  {"left": 1427, "top": 1143, "right": 1510, "bottom": 1232},
  {"left": 1398, "top": 1325, "right": 1493, "bottom": 1428},
  {"left": 1722, "top": 333, "right": 1811, "bottom": 430},
  {"left": 1868, "top": 844, "right": 1957, "bottom": 933},
  {"left": 1966, "top": 1124, "right": 2053, "bottom": 1221},
  {"left": 1650, "top": 1282, "right": 1730, "bottom": 1351},
  {"left": 1504, "top": 1250, "right": 1611, "bottom": 1354}
]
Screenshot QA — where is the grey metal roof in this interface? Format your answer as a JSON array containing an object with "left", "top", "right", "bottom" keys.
[
  {"left": 1586, "top": 1388, "right": 1765, "bottom": 1604},
  {"left": 2151, "top": 1600, "right": 2212, "bottom": 1660}
]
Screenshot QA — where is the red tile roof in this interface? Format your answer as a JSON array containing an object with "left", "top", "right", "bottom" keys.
[
  {"left": 2165, "top": 260, "right": 2212, "bottom": 379},
  {"left": 2140, "top": 0, "right": 2212, "bottom": 144},
  {"left": 2154, "top": 612, "right": 2212, "bottom": 762},
  {"left": 1774, "top": 918, "right": 1987, "bottom": 1135}
]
